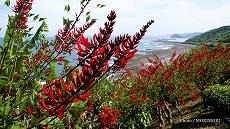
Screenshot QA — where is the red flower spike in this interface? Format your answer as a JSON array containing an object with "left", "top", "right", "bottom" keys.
[
  {"left": 156, "top": 100, "right": 165, "bottom": 107},
  {"left": 57, "top": 57, "right": 65, "bottom": 62},
  {"left": 56, "top": 106, "right": 65, "bottom": 116},
  {"left": 48, "top": 87, "right": 58, "bottom": 103},
  {"left": 43, "top": 55, "right": 48, "bottom": 61},
  {"left": 170, "top": 51, "right": 177, "bottom": 62},
  {"left": 55, "top": 80, "right": 60, "bottom": 88},
  {"left": 76, "top": 41, "right": 84, "bottom": 52},
  {"left": 13, "top": 0, "right": 33, "bottom": 29},
  {"left": 81, "top": 36, "right": 91, "bottom": 48},
  {"left": 54, "top": 45, "right": 61, "bottom": 52},
  {"left": 141, "top": 95, "right": 148, "bottom": 103},
  {"left": 41, "top": 85, "right": 48, "bottom": 95},
  {"left": 40, "top": 98, "right": 50, "bottom": 110},
  {"left": 99, "top": 107, "right": 121, "bottom": 128},
  {"left": 140, "top": 85, "right": 145, "bottom": 89},
  {"left": 56, "top": 88, "right": 63, "bottom": 100},
  {"left": 130, "top": 94, "right": 137, "bottom": 102},
  {"left": 72, "top": 97, "right": 79, "bottom": 103},
  {"left": 27, "top": 107, "right": 33, "bottom": 115},
  {"left": 60, "top": 79, "right": 72, "bottom": 91},
  {"left": 117, "top": 90, "right": 123, "bottom": 95},
  {"left": 86, "top": 101, "right": 94, "bottom": 111},
  {"left": 79, "top": 92, "right": 93, "bottom": 100},
  {"left": 70, "top": 72, "right": 77, "bottom": 86},
  {"left": 82, "top": 83, "right": 91, "bottom": 91},
  {"left": 36, "top": 104, "right": 41, "bottom": 112}
]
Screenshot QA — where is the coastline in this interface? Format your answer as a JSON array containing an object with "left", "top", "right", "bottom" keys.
[{"left": 125, "top": 41, "right": 196, "bottom": 72}]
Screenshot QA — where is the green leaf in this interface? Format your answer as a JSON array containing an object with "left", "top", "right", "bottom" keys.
[
  {"left": 28, "top": 27, "right": 34, "bottom": 31},
  {"left": 33, "top": 14, "right": 39, "bottom": 21},
  {"left": 25, "top": 21, "right": 48, "bottom": 50},
  {"left": 86, "top": 11, "right": 90, "bottom": 16},
  {"left": 97, "top": 4, "right": 101, "bottom": 7},
  {"left": 15, "top": 89, "right": 21, "bottom": 105},
  {"left": 50, "top": 61, "right": 57, "bottom": 74},
  {"left": 29, "top": 13, "right": 35, "bottom": 17},
  {"left": 4, "top": 0, "right": 10, "bottom": 6},
  {"left": 64, "top": 4, "right": 70, "bottom": 12},
  {"left": 20, "top": 96, "right": 28, "bottom": 112},
  {"left": 0, "top": 96, "right": 2, "bottom": 107},
  {"left": 80, "top": 0, "right": 85, "bottom": 4},
  {"left": 97, "top": 4, "right": 106, "bottom": 8},
  {"left": 31, "top": 115, "right": 38, "bottom": 126},
  {"left": 0, "top": 79, "right": 10, "bottom": 87},
  {"left": 4, "top": 101, "right": 11, "bottom": 115},
  {"left": 39, "top": 18, "right": 47, "bottom": 22},
  {"left": 63, "top": 17, "right": 73, "bottom": 25},
  {"left": 86, "top": 15, "right": 91, "bottom": 22},
  {"left": 100, "top": 4, "right": 106, "bottom": 8},
  {"left": 29, "top": 93, "right": 35, "bottom": 105}
]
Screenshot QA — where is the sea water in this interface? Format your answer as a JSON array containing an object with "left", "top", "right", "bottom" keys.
[{"left": 0, "top": 36, "right": 188, "bottom": 75}]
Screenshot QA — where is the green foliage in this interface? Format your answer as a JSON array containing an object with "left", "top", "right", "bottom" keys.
[
  {"left": 203, "top": 84, "right": 230, "bottom": 116},
  {"left": 64, "top": 4, "right": 70, "bottom": 12},
  {"left": 4, "top": 0, "right": 10, "bottom": 6},
  {"left": 185, "top": 26, "right": 230, "bottom": 44}
]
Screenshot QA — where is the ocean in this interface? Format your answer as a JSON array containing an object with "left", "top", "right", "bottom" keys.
[{"left": 0, "top": 36, "right": 188, "bottom": 75}]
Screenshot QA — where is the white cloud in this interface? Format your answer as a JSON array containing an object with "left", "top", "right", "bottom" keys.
[{"left": 0, "top": 0, "right": 230, "bottom": 37}]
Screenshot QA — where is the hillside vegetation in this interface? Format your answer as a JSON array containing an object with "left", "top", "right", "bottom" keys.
[
  {"left": 171, "top": 32, "right": 202, "bottom": 38},
  {"left": 185, "top": 26, "right": 230, "bottom": 44}
]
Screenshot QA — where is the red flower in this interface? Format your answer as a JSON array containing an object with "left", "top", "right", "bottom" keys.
[
  {"left": 178, "top": 97, "right": 185, "bottom": 106},
  {"left": 13, "top": 0, "right": 33, "bottom": 29},
  {"left": 130, "top": 94, "right": 137, "bottom": 102},
  {"left": 141, "top": 95, "right": 148, "bottom": 103},
  {"left": 155, "top": 100, "right": 165, "bottom": 107},
  {"left": 117, "top": 90, "right": 123, "bottom": 95},
  {"left": 27, "top": 107, "right": 33, "bottom": 115},
  {"left": 140, "top": 85, "right": 145, "bottom": 89},
  {"left": 170, "top": 51, "right": 177, "bottom": 62},
  {"left": 23, "top": 59, "right": 29, "bottom": 65},
  {"left": 99, "top": 108, "right": 121, "bottom": 128},
  {"left": 79, "top": 92, "right": 93, "bottom": 100},
  {"left": 86, "top": 101, "right": 94, "bottom": 111},
  {"left": 57, "top": 57, "right": 65, "bottom": 62}
]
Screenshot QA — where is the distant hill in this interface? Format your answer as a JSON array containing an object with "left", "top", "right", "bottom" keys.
[
  {"left": 185, "top": 26, "right": 230, "bottom": 44},
  {"left": 170, "top": 32, "right": 202, "bottom": 38}
]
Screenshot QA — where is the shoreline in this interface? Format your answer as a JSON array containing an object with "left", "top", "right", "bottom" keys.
[{"left": 125, "top": 41, "right": 196, "bottom": 71}]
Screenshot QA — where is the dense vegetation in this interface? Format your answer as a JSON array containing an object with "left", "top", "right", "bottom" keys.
[
  {"left": 185, "top": 26, "right": 230, "bottom": 44},
  {"left": 88, "top": 44, "right": 230, "bottom": 128},
  {"left": 203, "top": 83, "right": 230, "bottom": 117}
]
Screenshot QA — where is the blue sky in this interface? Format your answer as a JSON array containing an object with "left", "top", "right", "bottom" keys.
[{"left": 0, "top": 0, "right": 230, "bottom": 37}]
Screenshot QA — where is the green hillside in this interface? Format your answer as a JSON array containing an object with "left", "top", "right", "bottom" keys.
[{"left": 185, "top": 26, "right": 230, "bottom": 44}]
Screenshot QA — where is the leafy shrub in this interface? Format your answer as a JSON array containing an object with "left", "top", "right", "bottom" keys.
[
  {"left": 88, "top": 44, "right": 230, "bottom": 128},
  {"left": 203, "top": 84, "right": 230, "bottom": 117}
]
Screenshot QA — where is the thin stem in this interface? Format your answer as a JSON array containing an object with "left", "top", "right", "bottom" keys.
[
  {"left": 0, "top": 27, "right": 16, "bottom": 72},
  {"left": 25, "top": 0, "right": 91, "bottom": 81}
]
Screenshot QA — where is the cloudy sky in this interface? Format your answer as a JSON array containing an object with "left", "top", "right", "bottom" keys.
[{"left": 0, "top": 0, "right": 230, "bottom": 37}]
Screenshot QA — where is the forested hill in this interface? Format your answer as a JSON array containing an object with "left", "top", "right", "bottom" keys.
[{"left": 185, "top": 26, "right": 230, "bottom": 44}]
